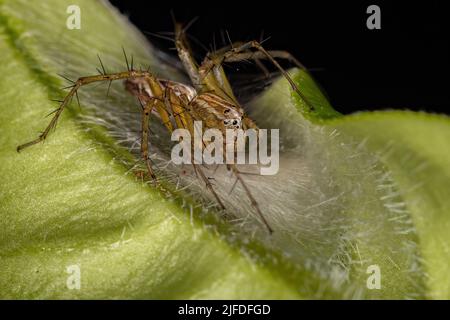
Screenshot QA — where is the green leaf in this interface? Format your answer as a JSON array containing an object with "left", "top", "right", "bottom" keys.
[
  {"left": 329, "top": 111, "right": 450, "bottom": 299},
  {"left": 0, "top": 0, "right": 448, "bottom": 299}
]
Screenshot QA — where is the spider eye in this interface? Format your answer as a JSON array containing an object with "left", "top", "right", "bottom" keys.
[
  {"left": 224, "top": 109, "right": 230, "bottom": 114},
  {"left": 223, "top": 120, "right": 229, "bottom": 125},
  {"left": 232, "top": 120, "right": 238, "bottom": 125}
]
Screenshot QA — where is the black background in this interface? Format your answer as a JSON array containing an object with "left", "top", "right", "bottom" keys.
[
  {"left": 0, "top": 300, "right": 437, "bottom": 318},
  {"left": 110, "top": 0, "right": 449, "bottom": 115}
]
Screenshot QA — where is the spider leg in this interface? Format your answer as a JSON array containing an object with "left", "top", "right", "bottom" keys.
[
  {"left": 215, "top": 49, "right": 306, "bottom": 70},
  {"left": 174, "top": 22, "right": 201, "bottom": 88},
  {"left": 173, "top": 21, "right": 238, "bottom": 104},
  {"left": 140, "top": 99, "right": 157, "bottom": 181},
  {"left": 17, "top": 70, "right": 163, "bottom": 152},
  {"left": 207, "top": 41, "right": 271, "bottom": 77},
  {"left": 228, "top": 164, "right": 273, "bottom": 233},
  {"left": 200, "top": 40, "right": 315, "bottom": 112}
]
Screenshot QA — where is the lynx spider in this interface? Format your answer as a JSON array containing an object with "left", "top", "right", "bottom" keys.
[{"left": 17, "top": 20, "right": 314, "bottom": 233}]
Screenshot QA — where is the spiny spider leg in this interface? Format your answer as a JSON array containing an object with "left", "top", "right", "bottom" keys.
[
  {"left": 140, "top": 99, "right": 157, "bottom": 181},
  {"left": 193, "top": 163, "right": 226, "bottom": 210},
  {"left": 200, "top": 40, "right": 315, "bottom": 112},
  {"left": 209, "top": 46, "right": 306, "bottom": 71},
  {"left": 173, "top": 21, "right": 239, "bottom": 105},
  {"left": 17, "top": 70, "right": 175, "bottom": 183},
  {"left": 174, "top": 22, "right": 201, "bottom": 88},
  {"left": 17, "top": 70, "right": 165, "bottom": 153},
  {"left": 206, "top": 41, "right": 276, "bottom": 80}
]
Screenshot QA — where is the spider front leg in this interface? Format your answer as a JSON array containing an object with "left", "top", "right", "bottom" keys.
[
  {"left": 207, "top": 41, "right": 305, "bottom": 78},
  {"left": 200, "top": 40, "right": 315, "bottom": 112},
  {"left": 173, "top": 22, "right": 202, "bottom": 88},
  {"left": 221, "top": 47, "right": 307, "bottom": 70},
  {"left": 16, "top": 70, "right": 163, "bottom": 152}
]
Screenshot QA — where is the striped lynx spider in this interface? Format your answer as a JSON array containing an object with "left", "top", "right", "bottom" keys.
[{"left": 17, "top": 21, "right": 312, "bottom": 233}]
